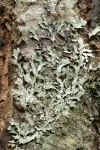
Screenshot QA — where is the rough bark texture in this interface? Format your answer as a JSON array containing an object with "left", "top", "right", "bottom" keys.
[
  {"left": 0, "top": 0, "right": 100, "bottom": 150},
  {"left": 0, "top": 1, "right": 15, "bottom": 149}
]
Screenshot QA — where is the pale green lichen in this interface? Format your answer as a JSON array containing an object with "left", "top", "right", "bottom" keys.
[
  {"left": 89, "top": 25, "right": 100, "bottom": 37},
  {"left": 8, "top": 15, "right": 94, "bottom": 150}
]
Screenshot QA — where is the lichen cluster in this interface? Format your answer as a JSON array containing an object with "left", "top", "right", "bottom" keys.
[{"left": 8, "top": 15, "right": 93, "bottom": 149}]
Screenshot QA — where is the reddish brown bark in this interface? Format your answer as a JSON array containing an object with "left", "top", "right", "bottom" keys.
[{"left": 0, "top": 2, "right": 14, "bottom": 149}]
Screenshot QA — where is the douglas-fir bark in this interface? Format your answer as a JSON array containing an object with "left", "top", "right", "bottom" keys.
[{"left": 0, "top": 2, "right": 14, "bottom": 149}]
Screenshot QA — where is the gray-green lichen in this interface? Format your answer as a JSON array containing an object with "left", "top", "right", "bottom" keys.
[
  {"left": 8, "top": 0, "right": 100, "bottom": 149},
  {"left": 8, "top": 13, "right": 94, "bottom": 149}
]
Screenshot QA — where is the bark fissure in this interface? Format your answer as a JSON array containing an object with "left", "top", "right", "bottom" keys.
[{"left": 0, "top": 1, "right": 14, "bottom": 149}]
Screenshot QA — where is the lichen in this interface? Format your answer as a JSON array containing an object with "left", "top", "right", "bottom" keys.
[{"left": 8, "top": 13, "right": 95, "bottom": 149}]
